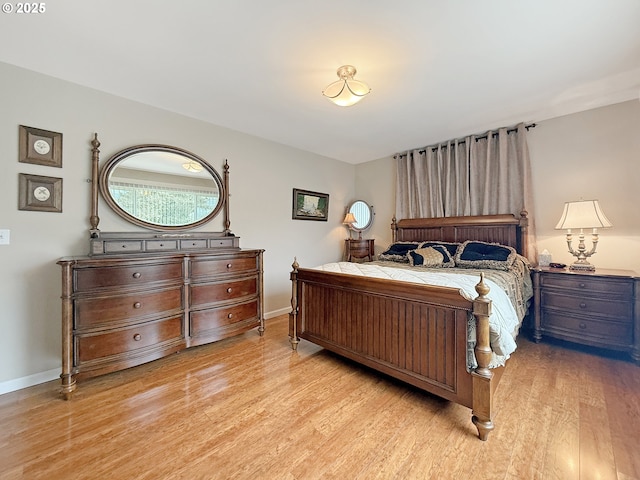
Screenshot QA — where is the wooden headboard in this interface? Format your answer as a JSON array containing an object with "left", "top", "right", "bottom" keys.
[{"left": 391, "top": 213, "right": 529, "bottom": 257}]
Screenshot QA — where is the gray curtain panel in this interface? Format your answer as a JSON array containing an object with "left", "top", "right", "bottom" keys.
[{"left": 395, "top": 123, "right": 537, "bottom": 263}]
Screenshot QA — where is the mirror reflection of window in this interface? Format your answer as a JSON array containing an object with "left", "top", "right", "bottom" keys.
[
  {"left": 105, "top": 150, "right": 222, "bottom": 228},
  {"left": 346, "top": 200, "right": 373, "bottom": 239}
]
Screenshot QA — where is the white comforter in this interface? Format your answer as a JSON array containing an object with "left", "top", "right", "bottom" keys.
[{"left": 312, "top": 262, "right": 522, "bottom": 368}]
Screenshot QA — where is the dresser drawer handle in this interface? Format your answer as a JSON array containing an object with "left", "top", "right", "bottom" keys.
[
  {"left": 227, "top": 287, "right": 233, "bottom": 293},
  {"left": 133, "top": 302, "right": 142, "bottom": 309},
  {"left": 227, "top": 263, "right": 233, "bottom": 269},
  {"left": 579, "top": 302, "right": 587, "bottom": 309},
  {"left": 227, "top": 313, "right": 233, "bottom": 319},
  {"left": 579, "top": 322, "right": 587, "bottom": 330},
  {"left": 133, "top": 333, "right": 142, "bottom": 341},
  {"left": 132, "top": 272, "right": 141, "bottom": 279}
]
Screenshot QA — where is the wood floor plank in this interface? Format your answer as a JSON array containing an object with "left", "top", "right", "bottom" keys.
[{"left": 0, "top": 315, "right": 638, "bottom": 480}]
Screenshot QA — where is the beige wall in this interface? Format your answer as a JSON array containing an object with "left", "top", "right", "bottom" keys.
[
  {"left": 0, "top": 62, "right": 355, "bottom": 391},
  {"left": 357, "top": 100, "right": 640, "bottom": 273}
]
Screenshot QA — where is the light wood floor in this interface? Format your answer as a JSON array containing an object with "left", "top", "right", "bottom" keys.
[{"left": 1, "top": 315, "right": 638, "bottom": 480}]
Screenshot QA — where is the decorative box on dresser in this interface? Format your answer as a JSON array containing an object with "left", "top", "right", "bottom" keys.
[
  {"left": 532, "top": 267, "right": 639, "bottom": 364},
  {"left": 58, "top": 249, "right": 263, "bottom": 399},
  {"left": 345, "top": 238, "right": 375, "bottom": 262}
]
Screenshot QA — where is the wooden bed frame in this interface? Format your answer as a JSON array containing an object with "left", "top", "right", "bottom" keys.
[{"left": 289, "top": 213, "right": 529, "bottom": 441}]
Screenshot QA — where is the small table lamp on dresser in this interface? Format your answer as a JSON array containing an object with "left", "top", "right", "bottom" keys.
[{"left": 555, "top": 199, "right": 612, "bottom": 271}]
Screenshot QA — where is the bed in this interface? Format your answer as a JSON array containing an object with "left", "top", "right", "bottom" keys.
[{"left": 288, "top": 213, "right": 531, "bottom": 440}]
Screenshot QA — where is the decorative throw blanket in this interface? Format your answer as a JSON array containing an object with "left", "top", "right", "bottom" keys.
[{"left": 312, "top": 261, "right": 533, "bottom": 369}]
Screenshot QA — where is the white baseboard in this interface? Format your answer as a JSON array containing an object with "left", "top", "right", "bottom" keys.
[
  {"left": 0, "top": 307, "right": 292, "bottom": 396},
  {"left": 264, "top": 307, "right": 290, "bottom": 319},
  {"left": 0, "top": 368, "right": 59, "bottom": 396}
]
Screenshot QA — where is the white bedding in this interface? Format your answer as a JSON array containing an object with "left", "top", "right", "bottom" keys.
[{"left": 311, "top": 261, "right": 525, "bottom": 368}]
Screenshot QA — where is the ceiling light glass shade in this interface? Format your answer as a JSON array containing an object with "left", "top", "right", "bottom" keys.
[
  {"left": 322, "top": 65, "right": 371, "bottom": 107},
  {"left": 182, "top": 161, "right": 203, "bottom": 173},
  {"left": 555, "top": 200, "right": 612, "bottom": 230}
]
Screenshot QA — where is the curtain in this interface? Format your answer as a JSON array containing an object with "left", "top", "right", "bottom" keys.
[{"left": 395, "top": 123, "right": 537, "bottom": 262}]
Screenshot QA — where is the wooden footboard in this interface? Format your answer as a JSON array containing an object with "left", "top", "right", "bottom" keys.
[{"left": 289, "top": 260, "right": 497, "bottom": 440}]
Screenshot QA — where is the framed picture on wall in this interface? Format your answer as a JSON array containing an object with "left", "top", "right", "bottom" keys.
[
  {"left": 292, "top": 188, "right": 329, "bottom": 221},
  {"left": 19, "top": 125, "right": 63, "bottom": 168},
  {"left": 18, "top": 173, "right": 63, "bottom": 212}
]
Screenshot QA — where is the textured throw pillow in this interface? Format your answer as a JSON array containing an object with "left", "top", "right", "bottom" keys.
[
  {"left": 419, "top": 241, "right": 460, "bottom": 258},
  {"left": 379, "top": 242, "right": 421, "bottom": 263},
  {"left": 454, "top": 240, "right": 517, "bottom": 270},
  {"left": 407, "top": 245, "right": 454, "bottom": 268}
]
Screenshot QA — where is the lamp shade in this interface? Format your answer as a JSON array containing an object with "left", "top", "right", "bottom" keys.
[
  {"left": 343, "top": 212, "right": 357, "bottom": 225},
  {"left": 322, "top": 65, "right": 370, "bottom": 107},
  {"left": 555, "top": 200, "right": 612, "bottom": 230}
]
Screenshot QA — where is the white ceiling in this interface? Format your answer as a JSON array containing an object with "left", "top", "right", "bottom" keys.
[{"left": 1, "top": 1, "right": 639, "bottom": 164}]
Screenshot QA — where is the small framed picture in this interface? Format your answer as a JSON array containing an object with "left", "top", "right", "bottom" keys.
[
  {"left": 19, "top": 125, "right": 63, "bottom": 168},
  {"left": 292, "top": 188, "right": 329, "bottom": 221},
  {"left": 18, "top": 173, "right": 63, "bottom": 212}
]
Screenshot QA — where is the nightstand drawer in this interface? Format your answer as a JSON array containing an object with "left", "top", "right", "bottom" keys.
[
  {"left": 541, "top": 291, "right": 632, "bottom": 319},
  {"left": 541, "top": 311, "right": 632, "bottom": 344},
  {"left": 540, "top": 274, "right": 633, "bottom": 296}
]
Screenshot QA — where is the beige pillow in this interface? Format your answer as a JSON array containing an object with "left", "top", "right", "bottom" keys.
[{"left": 408, "top": 246, "right": 444, "bottom": 267}]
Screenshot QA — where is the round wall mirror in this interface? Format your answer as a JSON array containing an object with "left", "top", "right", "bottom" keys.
[
  {"left": 347, "top": 200, "right": 374, "bottom": 237},
  {"left": 99, "top": 145, "right": 225, "bottom": 231}
]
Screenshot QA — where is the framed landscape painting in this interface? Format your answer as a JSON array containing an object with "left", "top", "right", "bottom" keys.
[{"left": 292, "top": 188, "right": 329, "bottom": 221}]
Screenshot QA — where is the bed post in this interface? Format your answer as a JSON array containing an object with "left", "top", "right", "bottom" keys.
[
  {"left": 471, "top": 273, "right": 495, "bottom": 441},
  {"left": 289, "top": 258, "right": 300, "bottom": 351},
  {"left": 391, "top": 216, "right": 398, "bottom": 243},
  {"left": 519, "top": 209, "right": 529, "bottom": 260}
]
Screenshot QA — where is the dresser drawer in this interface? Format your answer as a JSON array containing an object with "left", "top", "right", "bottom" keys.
[
  {"left": 191, "top": 256, "right": 258, "bottom": 278},
  {"left": 75, "top": 262, "right": 183, "bottom": 291},
  {"left": 146, "top": 240, "right": 178, "bottom": 251},
  {"left": 75, "top": 316, "right": 183, "bottom": 363},
  {"left": 190, "top": 277, "right": 257, "bottom": 306},
  {"left": 180, "top": 239, "right": 208, "bottom": 250},
  {"left": 75, "top": 287, "right": 183, "bottom": 328},
  {"left": 103, "top": 241, "right": 144, "bottom": 254},
  {"left": 540, "top": 274, "right": 634, "bottom": 297},
  {"left": 541, "top": 311, "right": 632, "bottom": 345},
  {"left": 541, "top": 291, "right": 632, "bottom": 319},
  {"left": 190, "top": 300, "right": 258, "bottom": 335}
]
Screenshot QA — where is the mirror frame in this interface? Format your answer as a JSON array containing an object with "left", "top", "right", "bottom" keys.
[
  {"left": 89, "top": 134, "right": 230, "bottom": 235},
  {"left": 347, "top": 200, "right": 374, "bottom": 233}
]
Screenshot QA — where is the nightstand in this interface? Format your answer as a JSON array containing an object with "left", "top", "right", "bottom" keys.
[
  {"left": 345, "top": 238, "right": 375, "bottom": 262},
  {"left": 532, "top": 267, "right": 639, "bottom": 363}
]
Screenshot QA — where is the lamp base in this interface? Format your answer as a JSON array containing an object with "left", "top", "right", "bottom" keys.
[{"left": 569, "top": 260, "right": 595, "bottom": 272}]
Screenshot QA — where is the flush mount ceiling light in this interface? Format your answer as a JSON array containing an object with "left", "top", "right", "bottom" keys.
[
  {"left": 322, "top": 65, "right": 371, "bottom": 107},
  {"left": 182, "top": 161, "right": 203, "bottom": 173}
]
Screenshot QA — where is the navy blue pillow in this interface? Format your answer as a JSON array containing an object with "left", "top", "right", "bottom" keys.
[
  {"left": 454, "top": 241, "right": 517, "bottom": 270},
  {"left": 379, "top": 242, "right": 421, "bottom": 263}
]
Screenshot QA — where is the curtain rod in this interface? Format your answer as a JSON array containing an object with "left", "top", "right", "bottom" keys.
[{"left": 395, "top": 123, "right": 536, "bottom": 158}]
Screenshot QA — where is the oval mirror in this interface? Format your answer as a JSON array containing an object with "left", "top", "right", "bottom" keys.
[
  {"left": 99, "top": 145, "right": 224, "bottom": 231},
  {"left": 347, "top": 200, "right": 374, "bottom": 236}
]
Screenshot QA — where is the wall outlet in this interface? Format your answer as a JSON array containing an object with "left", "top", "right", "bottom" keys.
[{"left": 0, "top": 229, "right": 10, "bottom": 245}]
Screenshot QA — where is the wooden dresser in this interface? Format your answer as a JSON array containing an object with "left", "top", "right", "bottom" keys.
[
  {"left": 532, "top": 267, "right": 639, "bottom": 363},
  {"left": 58, "top": 249, "right": 264, "bottom": 398}
]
